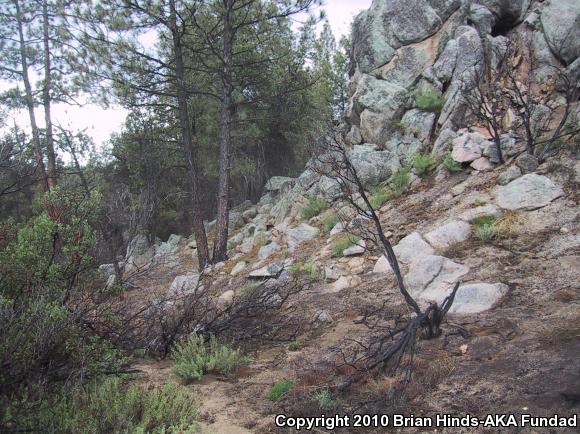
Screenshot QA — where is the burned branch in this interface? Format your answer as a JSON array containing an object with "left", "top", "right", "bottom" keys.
[{"left": 313, "top": 134, "right": 462, "bottom": 393}]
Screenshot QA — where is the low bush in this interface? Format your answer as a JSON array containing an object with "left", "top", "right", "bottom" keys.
[
  {"left": 389, "top": 168, "right": 411, "bottom": 196},
  {"left": 268, "top": 379, "right": 294, "bottom": 401},
  {"left": 300, "top": 196, "right": 330, "bottom": 220},
  {"left": 288, "top": 261, "right": 322, "bottom": 280},
  {"left": 2, "top": 378, "right": 199, "bottom": 433},
  {"left": 472, "top": 216, "right": 498, "bottom": 242},
  {"left": 415, "top": 89, "right": 446, "bottom": 113},
  {"left": 412, "top": 153, "right": 437, "bottom": 176},
  {"left": 322, "top": 214, "right": 339, "bottom": 233},
  {"left": 443, "top": 152, "right": 462, "bottom": 172},
  {"left": 331, "top": 235, "right": 361, "bottom": 258},
  {"left": 311, "top": 388, "right": 338, "bottom": 410},
  {"left": 368, "top": 186, "right": 392, "bottom": 209},
  {"left": 172, "top": 334, "right": 249, "bottom": 382},
  {"left": 288, "top": 340, "right": 302, "bottom": 351}
]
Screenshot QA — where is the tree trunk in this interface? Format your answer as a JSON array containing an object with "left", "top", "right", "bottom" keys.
[
  {"left": 42, "top": 0, "right": 57, "bottom": 189},
  {"left": 213, "top": 0, "right": 235, "bottom": 262},
  {"left": 169, "top": 0, "right": 210, "bottom": 270},
  {"left": 14, "top": 0, "right": 48, "bottom": 191}
]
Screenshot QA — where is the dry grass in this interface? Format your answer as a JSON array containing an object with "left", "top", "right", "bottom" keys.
[{"left": 493, "top": 211, "right": 522, "bottom": 238}]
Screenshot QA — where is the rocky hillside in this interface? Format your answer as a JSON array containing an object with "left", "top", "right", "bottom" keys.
[{"left": 107, "top": 1, "right": 579, "bottom": 432}]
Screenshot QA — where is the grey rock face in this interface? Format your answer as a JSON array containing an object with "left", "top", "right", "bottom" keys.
[
  {"left": 447, "top": 282, "right": 508, "bottom": 314},
  {"left": 540, "top": 0, "right": 580, "bottom": 65},
  {"left": 258, "top": 241, "right": 280, "bottom": 261},
  {"left": 265, "top": 176, "right": 295, "bottom": 193},
  {"left": 458, "top": 205, "right": 501, "bottom": 222},
  {"left": 515, "top": 153, "right": 539, "bottom": 174},
  {"left": 168, "top": 273, "right": 201, "bottom": 297},
  {"left": 497, "top": 165, "right": 522, "bottom": 185},
  {"left": 286, "top": 224, "right": 320, "bottom": 251},
  {"left": 248, "top": 263, "right": 284, "bottom": 278},
  {"left": 125, "top": 234, "right": 157, "bottom": 272},
  {"left": 494, "top": 173, "right": 564, "bottom": 210},
  {"left": 432, "top": 128, "right": 458, "bottom": 158},
  {"left": 424, "top": 220, "right": 471, "bottom": 249},
  {"left": 393, "top": 232, "right": 435, "bottom": 263},
  {"left": 230, "top": 261, "right": 248, "bottom": 276},
  {"left": 405, "top": 254, "right": 469, "bottom": 298},
  {"left": 401, "top": 109, "right": 436, "bottom": 144}
]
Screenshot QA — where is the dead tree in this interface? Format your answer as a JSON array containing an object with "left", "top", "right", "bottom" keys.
[{"left": 313, "top": 136, "right": 461, "bottom": 393}]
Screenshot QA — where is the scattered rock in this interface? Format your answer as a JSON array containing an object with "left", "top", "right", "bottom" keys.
[
  {"left": 425, "top": 220, "right": 471, "bottom": 250},
  {"left": 458, "top": 205, "right": 501, "bottom": 222},
  {"left": 447, "top": 282, "right": 509, "bottom": 314},
  {"left": 168, "top": 273, "right": 201, "bottom": 297},
  {"left": 286, "top": 223, "right": 320, "bottom": 251},
  {"left": 265, "top": 176, "right": 294, "bottom": 192},
  {"left": 258, "top": 241, "right": 280, "bottom": 261},
  {"left": 451, "top": 132, "right": 492, "bottom": 163},
  {"left": 515, "top": 153, "right": 539, "bottom": 174},
  {"left": 248, "top": 263, "right": 284, "bottom": 278},
  {"left": 497, "top": 165, "right": 522, "bottom": 185},
  {"left": 343, "top": 240, "right": 366, "bottom": 257},
  {"left": 372, "top": 255, "right": 393, "bottom": 274},
  {"left": 314, "top": 309, "right": 334, "bottom": 324},
  {"left": 330, "top": 275, "right": 362, "bottom": 293},
  {"left": 394, "top": 232, "right": 435, "bottom": 263},
  {"left": 329, "top": 222, "right": 345, "bottom": 236},
  {"left": 230, "top": 261, "right": 248, "bottom": 276},
  {"left": 324, "top": 265, "right": 343, "bottom": 282},
  {"left": 494, "top": 173, "right": 564, "bottom": 211},
  {"left": 470, "top": 157, "right": 494, "bottom": 172},
  {"left": 217, "top": 290, "right": 235, "bottom": 309},
  {"left": 405, "top": 255, "right": 469, "bottom": 300}
]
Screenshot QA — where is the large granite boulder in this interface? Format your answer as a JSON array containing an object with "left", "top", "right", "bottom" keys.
[
  {"left": 494, "top": 174, "right": 564, "bottom": 211},
  {"left": 540, "top": 0, "right": 580, "bottom": 65},
  {"left": 286, "top": 224, "right": 320, "bottom": 251}
]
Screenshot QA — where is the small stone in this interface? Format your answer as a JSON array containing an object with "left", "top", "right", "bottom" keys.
[
  {"left": 497, "top": 166, "right": 522, "bottom": 185},
  {"left": 230, "top": 261, "right": 248, "bottom": 276},
  {"left": 373, "top": 256, "right": 393, "bottom": 274},
  {"left": 324, "top": 266, "right": 343, "bottom": 282},
  {"left": 425, "top": 220, "right": 471, "bottom": 250},
  {"left": 515, "top": 153, "right": 539, "bottom": 174},
  {"left": 258, "top": 241, "right": 280, "bottom": 260},
  {"left": 343, "top": 240, "right": 366, "bottom": 257},
  {"left": 248, "top": 263, "right": 283, "bottom": 278},
  {"left": 217, "top": 290, "right": 235, "bottom": 308},
  {"left": 329, "top": 222, "right": 344, "bottom": 236},
  {"left": 458, "top": 205, "right": 501, "bottom": 222},
  {"left": 470, "top": 157, "right": 494, "bottom": 172},
  {"left": 314, "top": 309, "right": 333, "bottom": 324}
]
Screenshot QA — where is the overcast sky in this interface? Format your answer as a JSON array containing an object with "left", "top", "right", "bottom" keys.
[{"left": 3, "top": 0, "right": 372, "bottom": 149}]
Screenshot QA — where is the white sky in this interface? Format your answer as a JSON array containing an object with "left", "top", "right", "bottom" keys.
[{"left": 2, "top": 0, "right": 372, "bottom": 150}]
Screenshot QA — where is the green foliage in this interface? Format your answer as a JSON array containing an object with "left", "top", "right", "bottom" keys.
[
  {"left": 473, "top": 198, "right": 487, "bottom": 206},
  {"left": 472, "top": 216, "right": 498, "bottom": 241},
  {"left": 389, "top": 167, "right": 411, "bottom": 196},
  {"left": 172, "top": 334, "right": 249, "bottom": 383},
  {"left": 238, "top": 281, "right": 261, "bottom": 300},
  {"left": 300, "top": 196, "right": 330, "bottom": 220},
  {"left": 415, "top": 89, "right": 446, "bottom": 113},
  {"left": 268, "top": 379, "right": 294, "bottom": 401},
  {"left": 3, "top": 378, "right": 199, "bottom": 434},
  {"left": 288, "top": 340, "right": 302, "bottom": 351},
  {"left": 443, "top": 153, "right": 463, "bottom": 172},
  {"left": 331, "top": 235, "right": 361, "bottom": 258},
  {"left": 368, "top": 186, "right": 392, "bottom": 209},
  {"left": 288, "top": 261, "right": 322, "bottom": 280},
  {"left": 322, "top": 213, "right": 339, "bottom": 233},
  {"left": 312, "top": 388, "right": 338, "bottom": 410},
  {"left": 412, "top": 153, "right": 437, "bottom": 176}
]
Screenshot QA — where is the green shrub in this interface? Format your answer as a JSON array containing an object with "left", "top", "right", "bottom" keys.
[
  {"left": 473, "top": 224, "right": 496, "bottom": 241},
  {"left": 368, "top": 186, "right": 392, "bottom": 209},
  {"left": 288, "top": 340, "right": 302, "bottom": 351},
  {"left": 390, "top": 168, "right": 411, "bottom": 196},
  {"left": 322, "top": 214, "right": 339, "bottom": 233},
  {"left": 473, "top": 216, "right": 498, "bottom": 242},
  {"left": 288, "top": 261, "right": 322, "bottom": 280},
  {"left": 172, "top": 334, "right": 249, "bottom": 382},
  {"left": 2, "top": 378, "right": 199, "bottom": 434},
  {"left": 300, "top": 196, "right": 330, "bottom": 220},
  {"left": 331, "top": 235, "right": 361, "bottom": 258},
  {"left": 312, "top": 388, "right": 338, "bottom": 410},
  {"left": 473, "top": 198, "right": 487, "bottom": 206},
  {"left": 238, "top": 281, "right": 261, "bottom": 300},
  {"left": 268, "top": 379, "right": 294, "bottom": 401},
  {"left": 443, "top": 153, "right": 462, "bottom": 172},
  {"left": 412, "top": 152, "right": 437, "bottom": 176},
  {"left": 415, "top": 89, "right": 446, "bottom": 113}
]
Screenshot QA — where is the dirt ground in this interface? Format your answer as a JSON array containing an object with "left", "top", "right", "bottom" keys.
[{"left": 131, "top": 156, "right": 580, "bottom": 433}]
